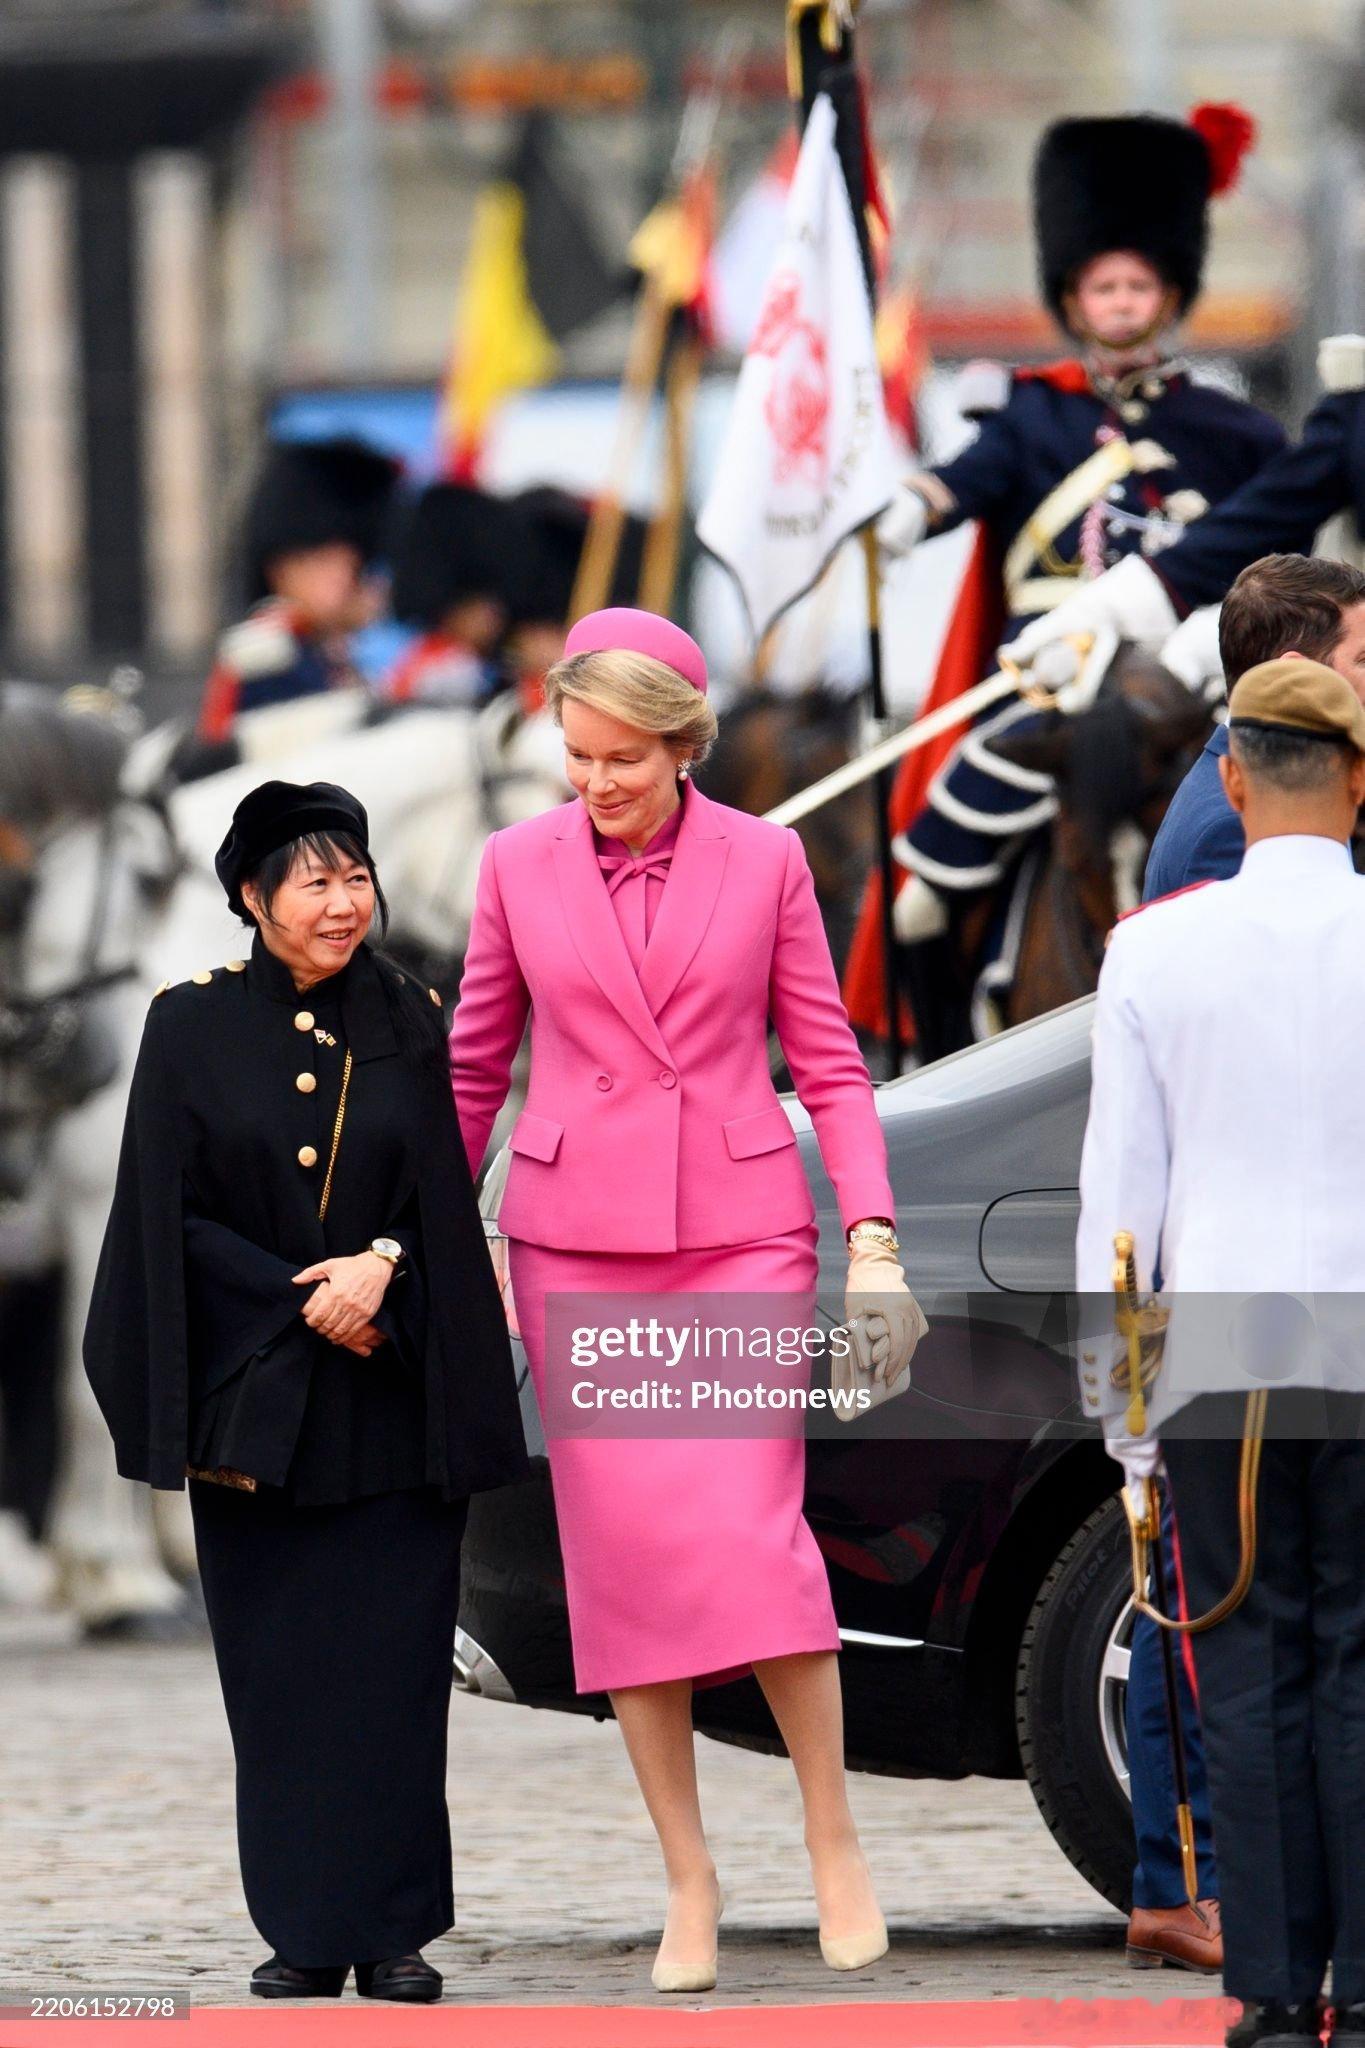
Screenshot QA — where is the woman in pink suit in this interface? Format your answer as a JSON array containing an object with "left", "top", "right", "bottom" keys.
[{"left": 449, "top": 607, "right": 924, "bottom": 1993}]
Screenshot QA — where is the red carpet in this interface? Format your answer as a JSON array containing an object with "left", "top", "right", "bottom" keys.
[{"left": 0, "top": 1996, "right": 1237, "bottom": 2048}]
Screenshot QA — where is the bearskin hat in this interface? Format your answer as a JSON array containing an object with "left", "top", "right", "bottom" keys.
[
  {"left": 501, "top": 486, "right": 648, "bottom": 629},
  {"left": 244, "top": 437, "right": 400, "bottom": 602},
  {"left": 388, "top": 483, "right": 512, "bottom": 630},
  {"left": 1033, "top": 104, "right": 1255, "bottom": 326}
]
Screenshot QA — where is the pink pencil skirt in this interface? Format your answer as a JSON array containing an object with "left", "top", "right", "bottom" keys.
[{"left": 507, "top": 1223, "right": 841, "bottom": 1693}]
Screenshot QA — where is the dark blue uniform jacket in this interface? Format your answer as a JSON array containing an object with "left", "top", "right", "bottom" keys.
[
  {"left": 930, "top": 367, "right": 1286, "bottom": 632},
  {"left": 1155, "top": 392, "right": 1365, "bottom": 613}
]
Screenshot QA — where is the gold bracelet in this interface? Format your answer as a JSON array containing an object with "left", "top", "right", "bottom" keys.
[{"left": 847, "top": 1220, "right": 900, "bottom": 1254}]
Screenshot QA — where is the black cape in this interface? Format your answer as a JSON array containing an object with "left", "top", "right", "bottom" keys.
[{"left": 83, "top": 933, "right": 528, "bottom": 1503}]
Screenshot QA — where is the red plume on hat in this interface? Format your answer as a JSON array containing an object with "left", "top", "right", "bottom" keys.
[{"left": 1188, "top": 102, "right": 1256, "bottom": 197}]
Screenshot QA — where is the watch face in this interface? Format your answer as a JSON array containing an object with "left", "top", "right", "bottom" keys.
[{"left": 372, "top": 1238, "right": 402, "bottom": 1259}]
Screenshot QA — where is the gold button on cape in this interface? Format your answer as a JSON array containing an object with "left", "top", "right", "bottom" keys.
[
  {"left": 296, "top": 1072, "right": 317, "bottom": 1094},
  {"left": 298, "top": 1145, "right": 318, "bottom": 1168},
  {"left": 294, "top": 1010, "right": 314, "bottom": 1031}
]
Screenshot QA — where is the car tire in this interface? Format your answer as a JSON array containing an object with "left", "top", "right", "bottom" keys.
[{"left": 1015, "top": 1494, "right": 1135, "bottom": 1912}]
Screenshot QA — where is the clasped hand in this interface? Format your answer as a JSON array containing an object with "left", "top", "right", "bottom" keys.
[
  {"left": 292, "top": 1252, "right": 394, "bottom": 1356},
  {"left": 843, "top": 1244, "right": 928, "bottom": 1391}
]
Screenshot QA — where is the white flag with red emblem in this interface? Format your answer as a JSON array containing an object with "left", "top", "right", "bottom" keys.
[{"left": 697, "top": 92, "right": 897, "bottom": 647}]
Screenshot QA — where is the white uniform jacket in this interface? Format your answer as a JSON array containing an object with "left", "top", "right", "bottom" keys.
[{"left": 1076, "top": 835, "right": 1365, "bottom": 1429}]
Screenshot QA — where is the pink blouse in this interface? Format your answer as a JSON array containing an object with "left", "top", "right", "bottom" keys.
[{"left": 590, "top": 793, "right": 686, "bottom": 974}]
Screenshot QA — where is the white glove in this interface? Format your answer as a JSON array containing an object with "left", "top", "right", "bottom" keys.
[
  {"left": 1024, "top": 623, "right": 1122, "bottom": 716},
  {"left": 844, "top": 1244, "right": 928, "bottom": 1390},
  {"left": 1157, "top": 604, "right": 1224, "bottom": 697},
  {"left": 876, "top": 484, "right": 930, "bottom": 564},
  {"left": 891, "top": 870, "right": 949, "bottom": 943},
  {"left": 1002, "top": 554, "right": 1180, "bottom": 666},
  {"left": 1104, "top": 1427, "right": 1163, "bottom": 1520}
]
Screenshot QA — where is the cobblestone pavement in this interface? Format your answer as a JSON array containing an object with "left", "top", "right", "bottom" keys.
[{"left": 0, "top": 1609, "right": 1219, "bottom": 2011}]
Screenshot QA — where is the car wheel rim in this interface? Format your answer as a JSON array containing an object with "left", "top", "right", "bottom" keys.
[{"left": 1098, "top": 1593, "right": 1134, "bottom": 1801}]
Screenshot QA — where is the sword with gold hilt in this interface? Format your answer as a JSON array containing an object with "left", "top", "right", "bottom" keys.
[
  {"left": 1110, "top": 1230, "right": 1269, "bottom": 1905},
  {"left": 1110, "top": 1230, "right": 1198, "bottom": 1905}
]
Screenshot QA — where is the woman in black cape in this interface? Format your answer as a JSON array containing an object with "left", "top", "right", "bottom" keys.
[{"left": 83, "top": 779, "right": 527, "bottom": 2002}]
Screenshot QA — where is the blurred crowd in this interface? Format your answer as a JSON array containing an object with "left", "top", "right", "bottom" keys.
[{"left": 185, "top": 436, "right": 651, "bottom": 768}]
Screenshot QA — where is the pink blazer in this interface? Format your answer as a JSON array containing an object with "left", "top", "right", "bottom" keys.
[{"left": 448, "top": 782, "right": 896, "bottom": 1255}]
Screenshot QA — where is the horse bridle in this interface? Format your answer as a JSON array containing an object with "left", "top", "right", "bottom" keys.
[
  {"left": 0, "top": 811, "right": 141, "bottom": 1007},
  {"left": 469, "top": 696, "right": 559, "bottom": 835},
  {"left": 0, "top": 807, "right": 142, "bottom": 1129}
]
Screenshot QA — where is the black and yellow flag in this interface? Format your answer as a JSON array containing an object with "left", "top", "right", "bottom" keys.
[{"left": 440, "top": 116, "right": 623, "bottom": 477}]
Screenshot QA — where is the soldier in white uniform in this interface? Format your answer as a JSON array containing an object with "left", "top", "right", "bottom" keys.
[{"left": 1077, "top": 655, "right": 1365, "bottom": 2048}]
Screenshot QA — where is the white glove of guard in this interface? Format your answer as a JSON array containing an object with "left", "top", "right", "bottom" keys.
[
  {"left": 1156, "top": 603, "right": 1225, "bottom": 698},
  {"left": 843, "top": 1244, "right": 928, "bottom": 1390},
  {"left": 1104, "top": 1427, "right": 1163, "bottom": 1521},
  {"left": 1001, "top": 554, "right": 1180, "bottom": 667},
  {"left": 876, "top": 484, "right": 930, "bottom": 565},
  {"left": 891, "top": 870, "right": 950, "bottom": 943}
]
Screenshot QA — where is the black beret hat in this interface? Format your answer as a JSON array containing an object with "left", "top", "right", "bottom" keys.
[{"left": 214, "top": 779, "right": 370, "bottom": 918}]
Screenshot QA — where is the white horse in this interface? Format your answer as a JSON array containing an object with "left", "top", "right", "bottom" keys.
[{"left": 23, "top": 689, "right": 566, "bottom": 1634}]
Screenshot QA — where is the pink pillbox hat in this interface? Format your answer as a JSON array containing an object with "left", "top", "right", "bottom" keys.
[{"left": 563, "top": 606, "right": 707, "bottom": 695}]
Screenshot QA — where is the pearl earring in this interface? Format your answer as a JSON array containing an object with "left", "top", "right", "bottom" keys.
[{"left": 678, "top": 763, "right": 691, "bottom": 781}]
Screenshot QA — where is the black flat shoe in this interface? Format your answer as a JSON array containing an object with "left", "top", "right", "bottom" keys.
[
  {"left": 355, "top": 1954, "right": 443, "bottom": 2003},
  {"left": 250, "top": 1953, "right": 348, "bottom": 1999},
  {"left": 1226, "top": 2001, "right": 1322, "bottom": 2048}
]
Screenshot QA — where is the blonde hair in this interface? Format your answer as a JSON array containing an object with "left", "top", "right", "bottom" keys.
[{"left": 544, "top": 647, "right": 718, "bottom": 769}]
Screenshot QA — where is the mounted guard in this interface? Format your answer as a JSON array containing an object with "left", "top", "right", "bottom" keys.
[
  {"left": 384, "top": 483, "right": 512, "bottom": 708},
  {"left": 845, "top": 103, "right": 1283, "bottom": 1041},
  {"left": 196, "top": 438, "right": 399, "bottom": 748}
]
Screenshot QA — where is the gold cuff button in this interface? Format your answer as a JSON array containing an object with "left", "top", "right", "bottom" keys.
[
  {"left": 294, "top": 1010, "right": 315, "bottom": 1032},
  {"left": 428, "top": 987, "right": 442, "bottom": 1006},
  {"left": 191, "top": 970, "right": 213, "bottom": 985},
  {"left": 296, "top": 1072, "right": 317, "bottom": 1094},
  {"left": 297, "top": 1145, "right": 318, "bottom": 1168}
]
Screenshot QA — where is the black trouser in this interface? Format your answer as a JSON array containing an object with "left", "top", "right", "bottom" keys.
[
  {"left": 0, "top": 1270, "right": 62, "bottom": 1537},
  {"left": 190, "top": 1480, "right": 468, "bottom": 1969},
  {"left": 1164, "top": 1393, "right": 1365, "bottom": 2005}
]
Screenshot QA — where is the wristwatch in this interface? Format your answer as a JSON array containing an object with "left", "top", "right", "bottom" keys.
[
  {"left": 846, "top": 1219, "right": 900, "bottom": 1254},
  {"left": 369, "top": 1237, "right": 404, "bottom": 1267}
]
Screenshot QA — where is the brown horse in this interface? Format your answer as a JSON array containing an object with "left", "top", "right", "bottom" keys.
[
  {"left": 701, "top": 687, "right": 875, "bottom": 977},
  {"left": 900, "top": 646, "right": 1213, "bottom": 1060}
]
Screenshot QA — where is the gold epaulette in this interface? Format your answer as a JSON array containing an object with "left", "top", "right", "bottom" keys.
[{"left": 152, "top": 959, "right": 247, "bottom": 1000}]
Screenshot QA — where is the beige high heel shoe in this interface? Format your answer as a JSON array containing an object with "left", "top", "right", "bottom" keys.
[
  {"left": 819, "top": 1912, "right": 889, "bottom": 1971},
  {"left": 651, "top": 1884, "right": 725, "bottom": 1994}
]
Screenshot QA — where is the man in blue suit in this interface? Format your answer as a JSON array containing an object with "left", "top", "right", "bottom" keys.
[{"left": 1143, "top": 552, "right": 1365, "bottom": 901}]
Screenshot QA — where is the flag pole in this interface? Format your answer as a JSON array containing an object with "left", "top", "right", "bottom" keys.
[
  {"left": 573, "top": 51, "right": 734, "bottom": 626},
  {"left": 638, "top": 325, "right": 703, "bottom": 615},
  {"left": 860, "top": 525, "right": 905, "bottom": 1074},
  {"left": 569, "top": 271, "right": 672, "bottom": 623},
  {"left": 789, "top": 0, "right": 903, "bottom": 1074}
]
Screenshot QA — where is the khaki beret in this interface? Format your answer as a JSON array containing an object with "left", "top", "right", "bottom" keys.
[{"left": 1228, "top": 657, "right": 1365, "bottom": 754}]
